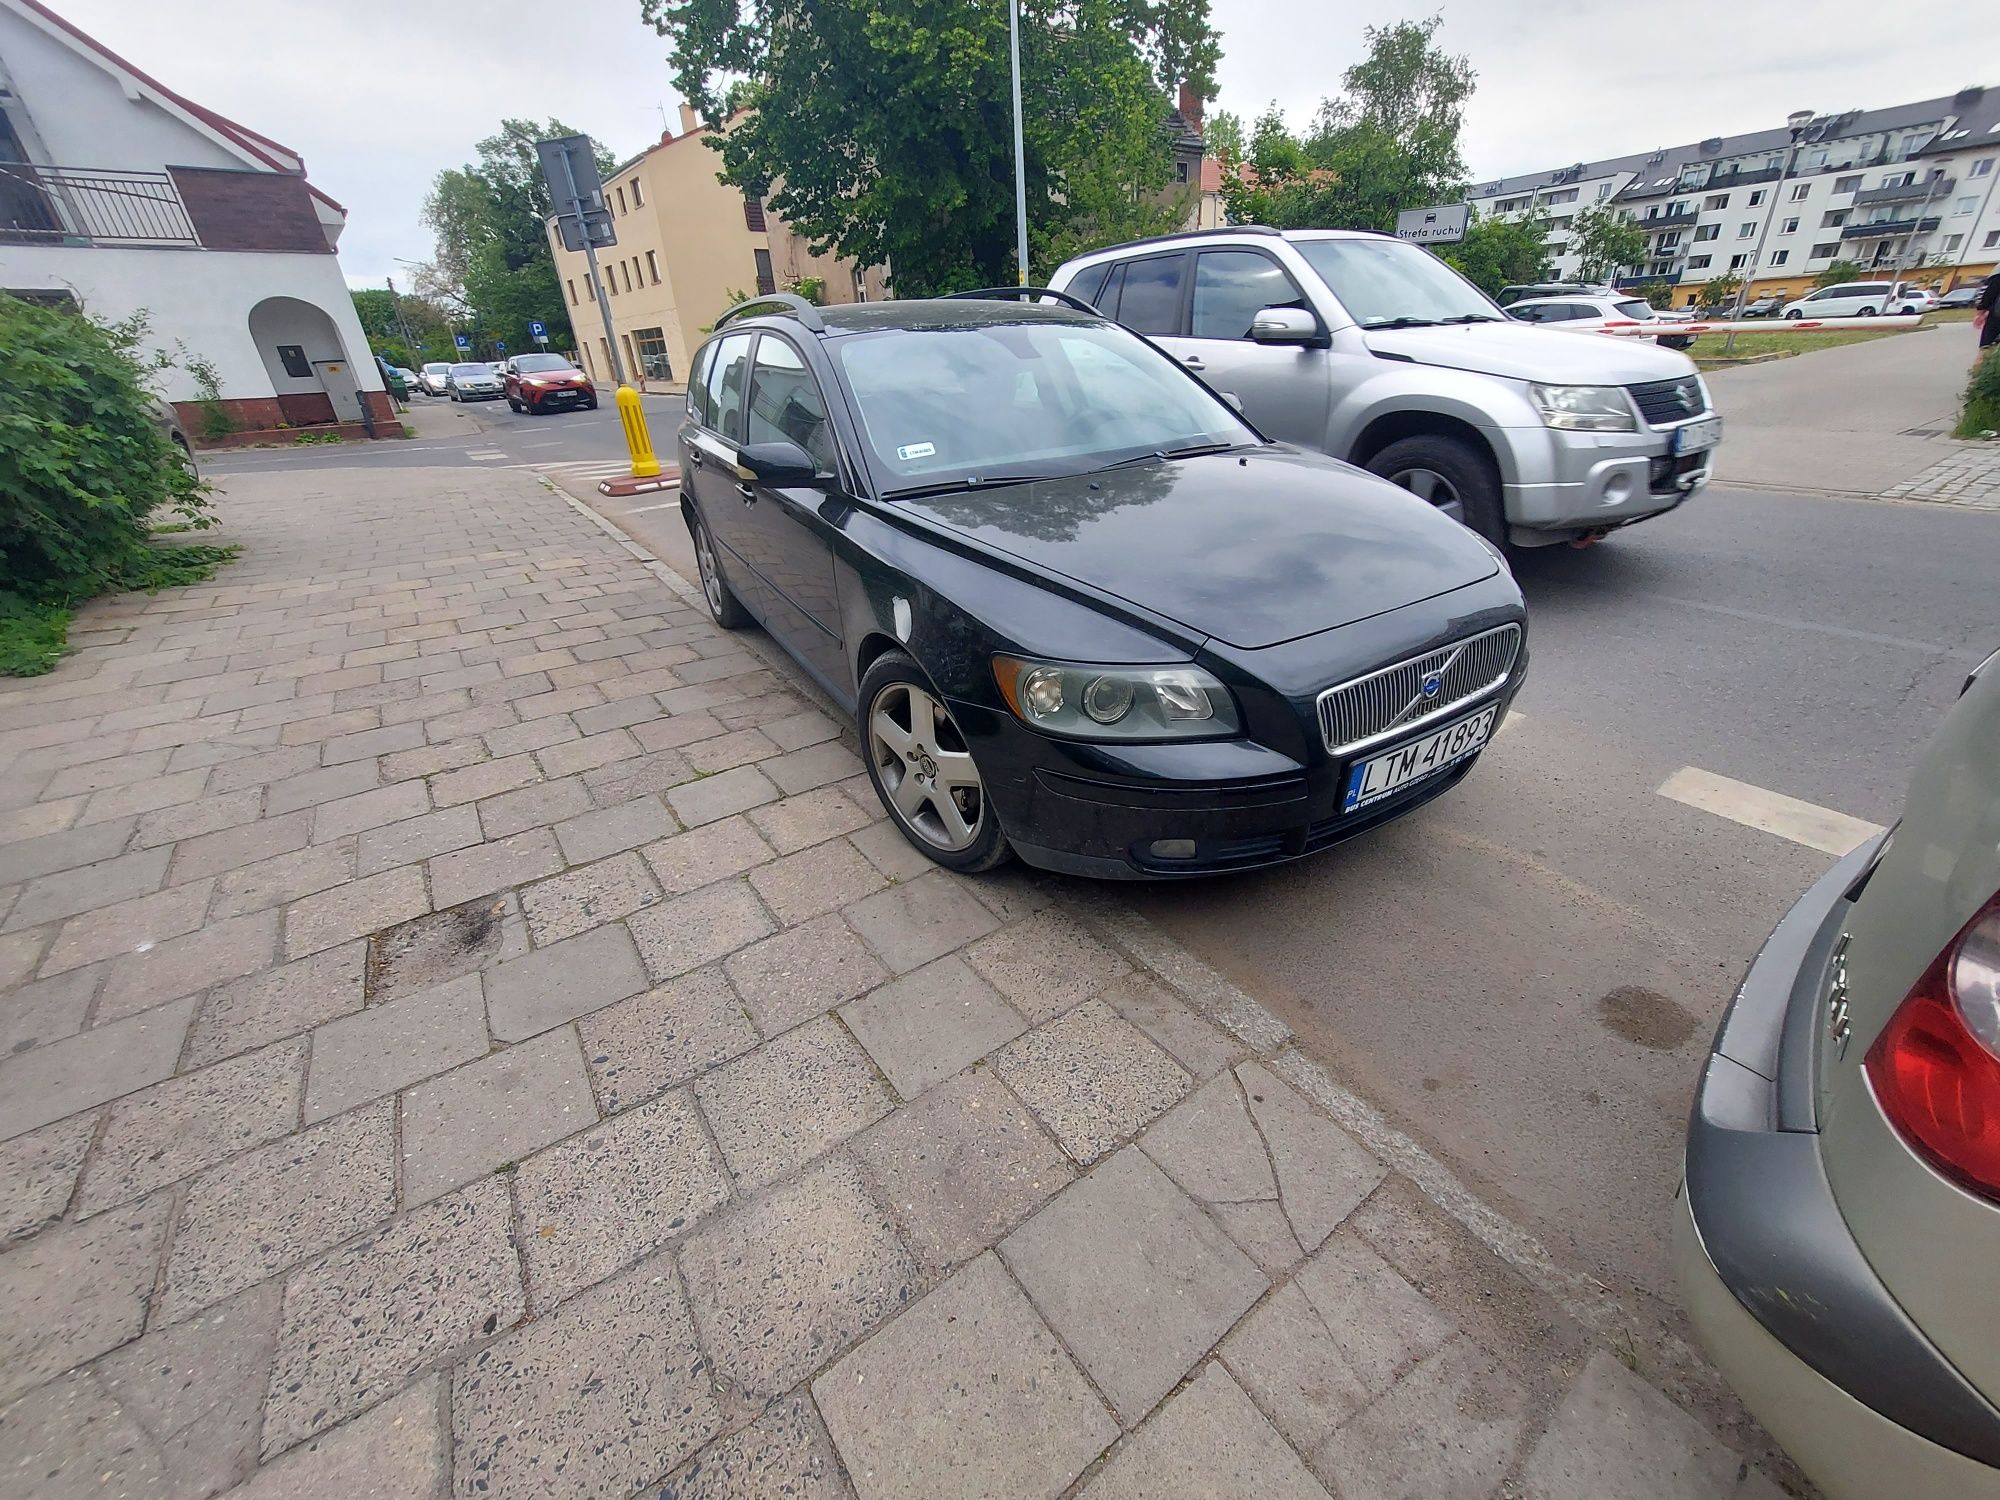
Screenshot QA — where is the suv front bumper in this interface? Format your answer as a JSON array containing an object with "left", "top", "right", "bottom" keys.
[{"left": 1503, "top": 422, "right": 1715, "bottom": 541}]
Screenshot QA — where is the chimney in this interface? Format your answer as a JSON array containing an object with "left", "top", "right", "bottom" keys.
[
  {"left": 1177, "top": 81, "right": 1202, "bottom": 133},
  {"left": 679, "top": 102, "right": 700, "bottom": 135}
]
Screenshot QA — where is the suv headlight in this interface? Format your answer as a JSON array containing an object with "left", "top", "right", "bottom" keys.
[
  {"left": 992, "top": 656, "right": 1240, "bottom": 741},
  {"left": 1529, "top": 383, "right": 1637, "bottom": 432}
]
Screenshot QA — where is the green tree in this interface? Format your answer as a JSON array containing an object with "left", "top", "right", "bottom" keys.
[
  {"left": 639, "top": 0, "right": 1219, "bottom": 294},
  {"left": 1568, "top": 204, "right": 1646, "bottom": 284},
  {"left": 1693, "top": 273, "right": 1742, "bottom": 313},
  {"left": 1813, "top": 259, "right": 1865, "bottom": 287},
  {"left": 1222, "top": 17, "right": 1474, "bottom": 233},
  {"left": 351, "top": 288, "right": 458, "bottom": 368},
  {"left": 1204, "top": 108, "right": 1245, "bottom": 167},
  {"left": 1630, "top": 279, "right": 1672, "bottom": 309},
  {"left": 1439, "top": 210, "right": 1550, "bottom": 297}
]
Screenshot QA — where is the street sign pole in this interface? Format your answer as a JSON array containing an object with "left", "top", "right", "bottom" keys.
[
  {"left": 557, "top": 147, "right": 627, "bottom": 387},
  {"left": 1008, "top": 0, "right": 1029, "bottom": 285}
]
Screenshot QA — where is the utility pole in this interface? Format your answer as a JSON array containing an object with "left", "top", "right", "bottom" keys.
[
  {"left": 1008, "top": 0, "right": 1029, "bottom": 285},
  {"left": 385, "top": 276, "right": 417, "bottom": 362},
  {"left": 556, "top": 147, "right": 626, "bottom": 386}
]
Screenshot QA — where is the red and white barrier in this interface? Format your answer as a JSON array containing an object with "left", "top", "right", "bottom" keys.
[{"left": 1591, "top": 315, "right": 1925, "bottom": 336}]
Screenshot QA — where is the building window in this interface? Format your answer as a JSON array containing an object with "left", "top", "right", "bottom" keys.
[
  {"left": 1789, "top": 182, "right": 1809, "bottom": 201},
  {"left": 621, "top": 332, "right": 638, "bottom": 379},
  {"left": 1780, "top": 217, "right": 1799, "bottom": 234},
  {"left": 601, "top": 339, "right": 613, "bottom": 379},
  {"left": 631, "top": 177, "right": 644, "bottom": 207},
  {"left": 1945, "top": 234, "right": 1964, "bottom": 253},
  {"left": 1687, "top": 255, "right": 1712, "bottom": 270},
  {"left": 1656, "top": 231, "right": 1681, "bottom": 249},
  {"left": 616, "top": 186, "right": 627, "bottom": 216},
  {"left": 1956, "top": 196, "right": 1979, "bottom": 216},
  {"left": 1832, "top": 174, "right": 1862, "bottom": 194},
  {"left": 1768, "top": 249, "right": 1788, "bottom": 266},
  {"left": 579, "top": 343, "right": 595, "bottom": 380},
  {"left": 1704, "top": 193, "right": 1728, "bottom": 211},
  {"left": 1747, "top": 190, "right": 1766, "bottom": 207},
  {"left": 1737, "top": 222, "right": 1756, "bottom": 238},
  {"left": 566, "top": 278, "right": 578, "bottom": 306},
  {"left": 1810, "top": 242, "right": 1840, "bottom": 259},
  {"left": 853, "top": 267, "right": 867, "bottom": 303},
  {"left": 1175, "top": 161, "right": 1189, "bottom": 183},
  {"left": 1883, "top": 171, "right": 1915, "bottom": 188},
  {"left": 1986, "top": 230, "right": 2000, "bottom": 249},
  {"left": 586, "top": 274, "right": 596, "bottom": 302},
  {"left": 622, "top": 262, "right": 635, "bottom": 293},
  {"left": 743, "top": 193, "right": 767, "bottom": 233},
  {"left": 1729, "top": 253, "right": 1748, "bottom": 270},
  {"left": 645, "top": 250, "right": 660, "bottom": 285},
  {"left": 1694, "top": 223, "right": 1719, "bottom": 241},
  {"left": 753, "top": 248, "right": 775, "bottom": 296},
  {"left": 633, "top": 326, "right": 672, "bottom": 381},
  {"left": 1821, "top": 210, "right": 1847, "bottom": 228},
  {"left": 1597, "top": 183, "right": 1612, "bottom": 199},
  {"left": 1970, "top": 159, "right": 1994, "bottom": 179}
]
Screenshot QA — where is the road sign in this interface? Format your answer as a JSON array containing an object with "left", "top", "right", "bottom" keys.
[
  {"left": 529, "top": 320, "right": 547, "bottom": 341},
  {"left": 539, "top": 134, "right": 616, "bottom": 252},
  {"left": 454, "top": 333, "right": 469, "bottom": 351},
  {"left": 1395, "top": 204, "right": 1469, "bottom": 244},
  {"left": 495, "top": 340, "right": 506, "bottom": 354}
]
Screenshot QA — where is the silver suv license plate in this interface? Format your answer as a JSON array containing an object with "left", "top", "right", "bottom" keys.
[
  {"left": 1343, "top": 706, "right": 1497, "bottom": 812},
  {"left": 1672, "top": 417, "right": 1721, "bottom": 454}
]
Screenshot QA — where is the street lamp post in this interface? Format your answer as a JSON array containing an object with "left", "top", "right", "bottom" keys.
[
  {"left": 1723, "top": 109, "right": 1814, "bottom": 356},
  {"left": 1007, "top": 0, "right": 1029, "bottom": 285}
]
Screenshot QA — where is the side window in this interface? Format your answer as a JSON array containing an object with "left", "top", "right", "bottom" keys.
[
  {"left": 686, "top": 342, "right": 715, "bottom": 427},
  {"left": 1111, "top": 253, "right": 1186, "bottom": 336},
  {"left": 1509, "top": 304, "right": 1547, "bottom": 322},
  {"left": 745, "top": 335, "right": 836, "bottom": 475},
  {"left": 1191, "top": 250, "right": 1308, "bottom": 339},
  {"left": 704, "top": 334, "right": 754, "bottom": 441},
  {"left": 1068, "top": 261, "right": 1113, "bottom": 309}
]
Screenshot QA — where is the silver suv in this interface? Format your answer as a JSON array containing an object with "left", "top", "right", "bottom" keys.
[{"left": 1050, "top": 227, "right": 1719, "bottom": 548}]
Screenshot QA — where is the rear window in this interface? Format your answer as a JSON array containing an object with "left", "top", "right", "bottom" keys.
[
  {"left": 1109, "top": 254, "right": 1186, "bottom": 336},
  {"left": 1614, "top": 300, "right": 1655, "bottom": 319}
]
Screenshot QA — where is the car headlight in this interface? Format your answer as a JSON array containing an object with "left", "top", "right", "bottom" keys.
[
  {"left": 992, "top": 656, "right": 1240, "bottom": 741},
  {"left": 1528, "top": 383, "right": 1637, "bottom": 432}
]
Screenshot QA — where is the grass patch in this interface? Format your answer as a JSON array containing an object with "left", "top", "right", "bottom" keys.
[
  {"left": 1693, "top": 326, "right": 1919, "bottom": 368},
  {"left": 0, "top": 542, "right": 240, "bottom": 678},
  {"left": 1927, "top": 307, "right": 1976, "bottom": 324}
]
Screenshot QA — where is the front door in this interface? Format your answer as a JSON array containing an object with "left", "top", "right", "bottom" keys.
[
  {"left": 1155, "top": 247, "right": 1333, "bottom": 450},
  {"left": 312, "top": 358, "right": 362, "bottom": 423},
  {"left": 685, "top": 333, "right": 771, "bottom": 621}
]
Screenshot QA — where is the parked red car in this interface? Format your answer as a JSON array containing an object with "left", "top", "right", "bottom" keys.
[{"left": 503, "top": 353, "right": 597, "bottom": 414}]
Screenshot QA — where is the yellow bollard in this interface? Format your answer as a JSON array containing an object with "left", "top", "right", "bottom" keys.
[{"left": 615, "top": 384, "right": 661, "bottom": 478}]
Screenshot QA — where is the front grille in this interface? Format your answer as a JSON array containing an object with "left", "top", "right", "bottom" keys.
[
  {"left": 1626, "top": 375, "right": 1708, "bottom": 426},
  {"left": 1316, "top": 624, "right": 1521, "bottom": 755}
]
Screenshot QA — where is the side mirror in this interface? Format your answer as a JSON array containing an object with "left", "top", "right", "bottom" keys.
[
  {"left": 1219, "top": 391, "right": 1246, "bottom": 415},
  {"left": 737, "top": 439, "right": 820, "bottom": 487},
  {"left": 1249, "top": 306, "right": 1322, "bottom": 345}
]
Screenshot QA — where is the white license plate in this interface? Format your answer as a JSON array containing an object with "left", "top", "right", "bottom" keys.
[
  {"left": 1672, "top": 417, "right": 1721, "bottom": 455},
  {"left": 1343, "top": 706, "right": 1498, "bottom": 812}
]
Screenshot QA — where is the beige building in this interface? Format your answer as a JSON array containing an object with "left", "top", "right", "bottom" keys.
[{"left": 547, "top": 106, "right": 886, "bottom": 392}]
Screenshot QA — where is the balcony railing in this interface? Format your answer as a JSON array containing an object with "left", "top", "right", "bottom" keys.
[
  {"left": 0, "top": 164, "right": 200, "bottom": 246},
  {"left": 1615, "top": 272, "right": 1683, "bottom": 288},
  {"left": 1840, "top": 215, "right": 1940, "bottom": 240},
  {"left": 1853, "top": 177, "right": 1953, "bottom": 208},
  {"left": 1641, "top": 206, "right": 1699, "bottom": 230}
]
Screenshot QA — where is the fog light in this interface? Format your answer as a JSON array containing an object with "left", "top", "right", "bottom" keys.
[
  {"left": 1149, "top": 838, "right": 1198, "bottom": 860},
  {"left": 1603, "top": 472, "right": 1634, "bottom": 505},
  {"left": 1021, "top": 667, "right": 1065, "bottom": 719}
]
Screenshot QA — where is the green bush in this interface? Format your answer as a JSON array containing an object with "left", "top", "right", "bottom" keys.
[{"left": 1958, "top": 348, "right": 2000, "bottom": 439}]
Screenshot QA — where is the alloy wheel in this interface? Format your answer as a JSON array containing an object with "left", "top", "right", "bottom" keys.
[
  {"left": 695, "top": 520, "right": 726, "bottom": 618},
  {"left": 868, "top": 682, "right": 985, "bottom": 851},
  {"left": 1387, "top": 466, "right": 1466, "bottom": 525}
]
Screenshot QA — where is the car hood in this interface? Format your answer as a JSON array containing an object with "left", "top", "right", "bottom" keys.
[
  {"left": 1364, "top": 321, "right": 1696, "bottom": 384},
  {"left": 898, "top": 448, "right": 1500, "bottom": 650}
]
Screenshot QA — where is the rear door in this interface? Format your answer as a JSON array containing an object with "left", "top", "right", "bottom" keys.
[
  {"left": 1160, "top": 246, "right": 1331, "bottom": 447},
  {"left": 684, "top": 333, "right": 768, "bottom": 618}
]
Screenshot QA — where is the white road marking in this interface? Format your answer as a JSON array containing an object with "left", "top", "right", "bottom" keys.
[
  {"left": 1657, "top": 767, "right": 1885, "bottom": 856},
  {"left": 624, "top": 500, "right": 681, "bottom": 513},
  {"left": 466, "top": 449, "right": 506, "bottom": 461}
]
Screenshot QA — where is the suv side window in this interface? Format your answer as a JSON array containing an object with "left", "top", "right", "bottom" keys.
[
  {"left": 1190, "top": 249, "right": 1309, "bottom": 339},
  {"left": 745, "top": 335, "right": 836, "bottom": 474},
  {"left": 686, "top": 341, "right": 716, "bottom": 427},
  {"left": 1068, "top": 261, "right": 1114, "bottom": 309},
  {"left": 1109, "top": 252, "right": 1187, "bottom": 336},
  {"left": 704, "top": 333, "right": 754, "bottom": 441}
]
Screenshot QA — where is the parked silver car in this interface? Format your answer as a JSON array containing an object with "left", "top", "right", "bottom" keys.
[
  {"left": 1677, "top": 647, "right": 2000, "bottom": 1500},
  {"left": 1050, "top": 228, "right": 1718, "bottom": 549},
  {"left": 418, "top": 362, "right": 454, "bottom": 397},
  {"left": 446, "top": 362, "right": 503, "bottom": 401}
]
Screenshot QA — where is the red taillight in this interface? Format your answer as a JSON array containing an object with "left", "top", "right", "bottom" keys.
[{"left": 1866, "top": 893, "right": 2000, "bottom": 1199}]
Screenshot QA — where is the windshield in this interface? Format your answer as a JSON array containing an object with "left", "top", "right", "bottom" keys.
[
  {"left": 511, "top": 354, "right": 572, "bottom": 373},
  {"left": 1291, "top": 237, "right": 1502, "bottom": 328},
  {"left": 831, "top": 319, "right": 1257, "bottom": 493},
  {"left": 450, "top": 363, "right": 489, "bottom": 377},
  {"left": 424, "top": 363, "right": 451, "bottom": 375}
]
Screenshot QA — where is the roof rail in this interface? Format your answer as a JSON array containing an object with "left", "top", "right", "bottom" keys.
[
  {"left": 712, "top": 291, "right": 827, "bottom": 333},
  {"left": 942, "top": 286, "right": 1102, "bottom": 315},
  {"left": 1077, "top": 224, "right": 1284, "bottom": 256}
]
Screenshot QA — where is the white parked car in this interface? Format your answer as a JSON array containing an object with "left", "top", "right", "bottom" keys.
[
  {"left": 1507, "top": 294, "right": 1696, "bottom": 350},
  {"left": 418, "top": 362, "right": 454, "bottom": 397},
  {"left": 1781, "top": 281, "right": 1924, "bottom": 319}
]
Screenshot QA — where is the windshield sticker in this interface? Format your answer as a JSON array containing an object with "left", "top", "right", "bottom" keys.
[{"left": 896, "top": 441, "right": 936, "bottom": 461}]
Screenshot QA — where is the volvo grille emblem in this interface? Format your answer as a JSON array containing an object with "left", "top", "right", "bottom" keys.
[{"left": 1420, "top": 673, "right": 1443, "bottom": 698}]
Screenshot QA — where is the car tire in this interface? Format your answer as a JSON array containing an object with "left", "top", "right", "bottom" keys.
[
  {"left": 1364, "top": 434, "right": 1506, "bottom": 549},
  {"left": 583, "top": 398, "right": 598, "bottom": 410},
  {"left": 1857, "top": 306, "right": 1876, "bottom": 318},
  {"left": 507, "top": 397, "right": 521, "bottom": 412},
  {"left": 1784, "top": 310, "right": 1802, "bottom": 320},
  {"left": 858, "top": 649, "right": 1011, "bottom": 874},
  {"left": 688, "top": 506, "right": 752, "bottom": 630}
]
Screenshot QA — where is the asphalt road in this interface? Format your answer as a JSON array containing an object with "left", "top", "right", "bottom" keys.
[{"left": 204, "top": 363, "right": 2000, "bottom": 1347}]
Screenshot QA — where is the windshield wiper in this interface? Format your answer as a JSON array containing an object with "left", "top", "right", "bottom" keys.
[
  {"left": 1092, "top": 440, "right": 1239, "bottom": 473},
  {"left": 1359, "top": 316, "right": 1441, "bottom": 330},
  {"left": 1437, "top": 313, "right": 1503, "bottom": 324},
  {"left": 883, "top": 474, "right": 1048, "bottom": 501}
]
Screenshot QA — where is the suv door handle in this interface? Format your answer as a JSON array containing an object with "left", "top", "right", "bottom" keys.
[
  {"left": 685, "top": 448, "right": 704, "bottom": 468},
  {"left": 735, "top": 481, "right": 756, "bottom": 503},
  {"left": 1182, "top": 356, "right": 1206, "bottom": 371}
]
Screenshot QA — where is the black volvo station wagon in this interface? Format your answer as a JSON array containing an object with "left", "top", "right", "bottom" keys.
[{"left": 676, "top": 289, "right": 1527, "bottom": 878}]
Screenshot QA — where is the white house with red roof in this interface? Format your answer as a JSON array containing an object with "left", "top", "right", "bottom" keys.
[{"left": 0, "top": 0, "right": 393, "bottom": 443}]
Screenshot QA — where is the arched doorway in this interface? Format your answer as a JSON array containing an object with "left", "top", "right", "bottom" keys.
[{"left": 247, "top": 296, "right": 360, "bottom": 426}]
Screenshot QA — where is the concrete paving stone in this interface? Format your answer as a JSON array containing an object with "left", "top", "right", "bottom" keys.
[
  {"left": 77, "top": 769, "right": 211, "bottom": 827},
  {"left": 0, "top": 925, "right": 45, "bottom": 990},
  {"left": 36, "top": 874, "right": 212, "bottom": 975},
  {"left": 764, "top": 741, "right": 864, "bottom": 797},
  {"left": 0, "top": 796, "right": 86, "bottom": 850},
  {"left": 380, "top": 737, "right": 486, "bottom": 781},
  {"left": 577, "top": 967, "right": 761, "bottom": 1113},
  {"left": 643, "top": 816, "right": 776, "bottom": 897},
  {"left": 840, "top": 874, "right": 1000, "bottom": 976},
  {"left": 535, "top": 726, "right": 643, "bottom": 779},
  {"left": 76, "top": 1039, "right": 305, "bottom": 1214},
  {"left": 851, "top": 1069, "right": 1072, "bottom": 1274},
  {"left": 475, "top": 775, "right": 595, "bottom": 842},
  {"left": 167, "top": 808, "right": 314, "bottom": 884},
  {"left": 680, "top": 1155, "right": 917, "bottom": 1400},
  {"left": 0, "top": 995, "right": 196, "bottom": 1142},
  {"left": 42, "top": 748, "right": 171, "bottom": 800},
  {"left": 630, "top": 877, "right": 776, "bottom": 982},
  {"left": 845, "top": 821, "right": 932, "bottom": 883},
  {"left": 0, "top": 817, "right": 141, "bottom": 889},
  {"left": 684, "top": 727, "right": 781, "bottom": 774},
  {"left": 482, "top": 712, "right": 579, "bottom": 759},
  {"left": 451, "top": 1254, "right": 722, "bottom": 1500},
  {"left": 764, "top": 709, "right": 841, "bottom": 753},
  {"left": 279, "top": 708, "right": 382, "bottom": 745},
  {"left": 428, "top": 827, "right": 562, "bottom": 909},
  {"left": 94, "top": 909, "right": 280, "bottom": 1023},
  {"left": 0, "top": 1112, "right": 96, "bottom": 1246},
  {"left": 1079, "top": 1362, "right": 1331, "bottom": 1500},
  {"left": 1098, "top": 973, "right": 1248, "bottom": 1080},
  {"left": 355, "top": 803, "right": 483, "bottom": 877},
  {"left": 226, "top": 1374, "right": 443, "bottom": 1499},
  {"left": 1237, "top": 1062, "right": 1386, "bottom": 1255},
  {"left": 813, "top": 1252, "right": 1114, "bottom": 1500},
  {"left": 134, "top": 788, "right": 266, "bottom": 850},
  {"left": 283, "top": 865, "right": 428, "bottom": 959},
  {"left": 1141, "top": 1071, "right": 1281, "bottom": 1207},
  {"left": 995, "top": 1000, "right": 1191, "bottom": 1165},
  {"left": 747, "top": 839, "right": 887, "bottom": 927},
  {"left": 658, "top": 677, "right": 778, "bottom": 718},
  {"left": 634, "top": 710, "right": 726, "bottom": 753},
  {"left": 428, "top": 751, "right": 543, "bottom": 808},
  {"left": 1216, "top": 1281, "right": 1373, "bottom": 1450},
  {"left": 400, "top": 1027, "right": 597, "bottom": 1205},
  {"left": 0, "top": 1193, "right": 173, "bottom": 1405},
  {"left": 1311, "top": 1336, "right": 1530, "bottom": 1500},
  {"left": 484, "top": 919, "right": 648, "bottom": 1040},
  {"left": 522, "top": 850, "right": 661, "bottom": 944},
  {"left": 0, "top": 1370, "right": 169, "bottom": 1498},
  {"left": 839, "top": 956, "right": 1027, "bottom": 1100},
  {"left": 212, "top": 839, "right": 355, "bottom": 921},
  {"left": 1519, "top": 1349, "right": 1742, "bottom": 1500},
  {"left": 668, "top": 765, "right": 782, "bottom": 828},
  {"left": 366, "top": 895, "right": 520, "bottom": 1003},
  {"left": 0, "top": 965, "right": 97, "bottom": 1056},
  {"left": 724, "top": 914, "right": 890, "bottom": 1036},
  {"left": 657, "top": 1390, "right": 853, "bottom": 1500},
  {"left": 1294, "top": 1230, "right": 1456, "bottom": 1397},
  {"left": 554, "top": 793, "right": 679, "bottom": 865},
  {"left": 999, "top": 1148, "right": 1266, "bottom": 1425},
  {"left": 514, "top": 1089, "right": 732, "bottom": 1310},
  {"left": 264, "top": 761, "right": 380, "bottom": 817},
  {"left": 310, "top": 780, "right": 430, "bottom": 843},
  {"left": 160, "top": 1102, "right": 396, "bottom": 1323},
  {"left": 695, "top": 1015, "right": 894, "bottom": 1189},
  {"left": 302, "top": 972, "right": 487, "bottom": 1123},
  {"left": 583, "top": 746, "right": 700, "bottom": 806},
  {"left": 571, "top": 695, "right": 658, "bottom": 734},
  {"left": 747, "top": 786, "right": 878, "bottom": 856},
  {"left": 320, "top": 720, "right": 427, "bottom": 765},
  {"left": 964, "top": 909, "right": 1134, "bottom": 1024},
  {"left": 263, "top": 1175, "right": 524, "bottom": 1453},
  {"left": 205, "top": 746, "right": 323, "bottom": 797}
]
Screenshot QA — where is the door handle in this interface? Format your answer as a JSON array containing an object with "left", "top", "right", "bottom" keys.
[
  {"left": 686, "top": 448, "right": 704, "bottom": 468},
  {"left": 735, "top": 481, "right": 756, "bottom": 503},
  {"left": 1182, "top": 356, "right": 1206, "bottom": 371}
]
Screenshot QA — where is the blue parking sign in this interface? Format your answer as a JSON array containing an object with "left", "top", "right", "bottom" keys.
[
  {"left": 529, "top": 320, "right": 547, "bottom": 341},
  {"left": 495, "top": 340, "right": 506, "bottom": 354},
  {"left": 454, "top": 333, "right": 469, "bottom": 351}
]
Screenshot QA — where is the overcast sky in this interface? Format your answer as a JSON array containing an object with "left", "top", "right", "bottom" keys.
[{"left": 51, "top": 0, "right": 1984, "bottom": 289}]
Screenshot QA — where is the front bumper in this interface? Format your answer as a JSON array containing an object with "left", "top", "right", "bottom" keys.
[
  {"left": 1679, "top": 833, "right": 2000, "bottom": 1494},
  {"left": 1502, "top": 417, "right": 1715, "bottom": 541}
]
